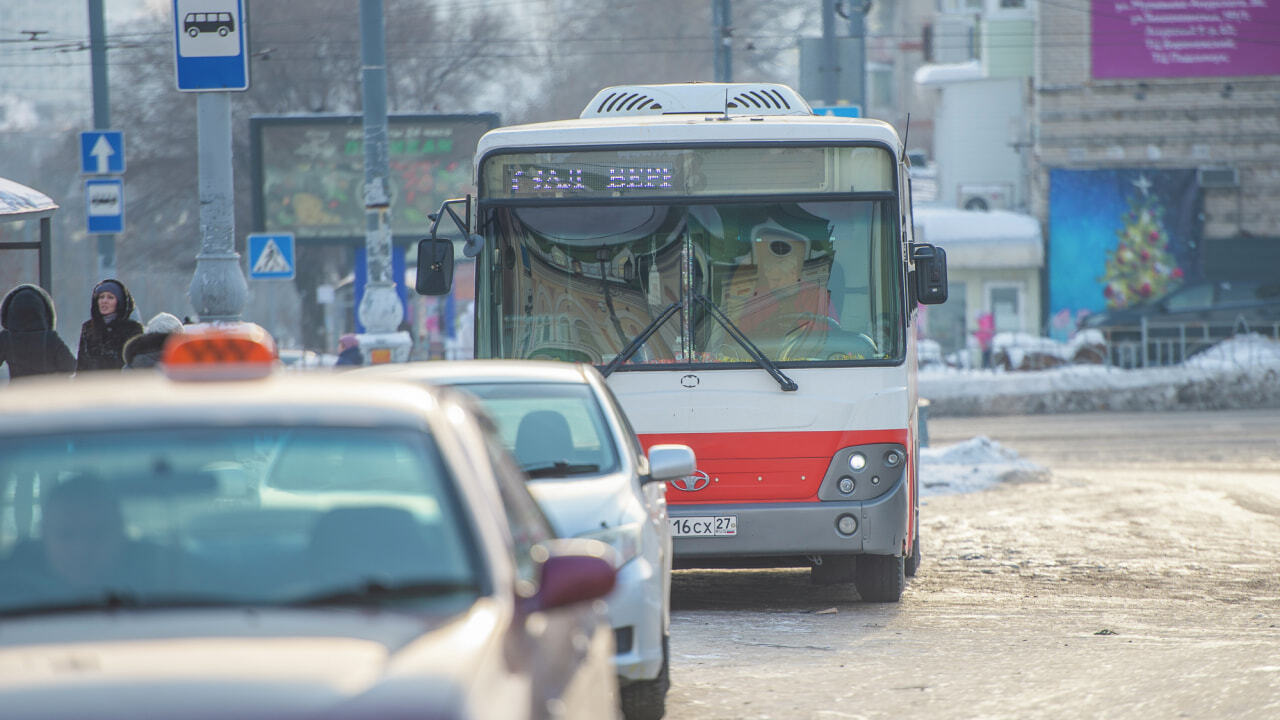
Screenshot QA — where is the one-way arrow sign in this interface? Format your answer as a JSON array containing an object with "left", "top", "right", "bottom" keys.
[{"left": 79, "top": 130, "right": 126, "bottom": 175}]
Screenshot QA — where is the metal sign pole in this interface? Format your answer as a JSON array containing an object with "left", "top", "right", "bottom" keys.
[
  {"left": 190, "top": 92, "right": 248, "bottom": 321},
  {"left": 356, "top": 0, "right": 411, "bottom": 363}
]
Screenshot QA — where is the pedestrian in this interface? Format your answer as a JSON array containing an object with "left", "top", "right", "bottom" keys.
[
  {"left": 76, "top": 279, "right": 144, "bottom": 372},
  {"left": 0, "top": 283, "right": 76, "bottom": 380},
  {"left": 334, "top": 333, "right": 363, "bottom": 367},
  {"left": 123, "top": 312, "right": 185, "bottom": 369},
  {"left": 973, "top": 311, "right": 995, "bottom": 369}
]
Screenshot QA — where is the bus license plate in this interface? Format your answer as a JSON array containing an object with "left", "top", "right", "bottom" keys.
[{"left": 670, "top": 516, "right": 737, "bottom": 537}]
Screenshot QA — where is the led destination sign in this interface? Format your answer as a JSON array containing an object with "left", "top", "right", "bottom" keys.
[
  {"left": 483, "top": 146, "right": 894, "bottom": 200},
  {"left": 507, "top": 164, "right": 678, "bottom": 195}
]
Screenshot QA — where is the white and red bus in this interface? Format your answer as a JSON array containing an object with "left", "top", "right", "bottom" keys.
[{"left": 417, "top": 83, "right": 948, "bottom": 602}]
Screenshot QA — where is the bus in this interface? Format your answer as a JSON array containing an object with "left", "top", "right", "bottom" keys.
[{"left": 416, "top": 82, "right": 948, "bottom": 603}]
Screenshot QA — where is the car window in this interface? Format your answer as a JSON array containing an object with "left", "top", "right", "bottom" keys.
[
  {"left": 479, "top": 432, "right": 556, "bottom": 591},
  {"left": 1164, "top": 283, "right": 1213, "bottom": 311},
  {"left": 458, "top": 382, "right": 620, "bottom": 476},
  {"left": 600, "top": 380, "right": 646, "bottom": 462},
  {"left": 0, "top": 427, "right": 480, "bottom": 614},
  {"left": 1216, "top": 281, "right": 1261, "bottom": 305}
]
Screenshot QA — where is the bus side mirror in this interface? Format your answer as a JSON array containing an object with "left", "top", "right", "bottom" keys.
[
  {"left": 416, "top": 237, "right": 454, "bottom": 295},
  {"left": 912, "top": 243, "right": 948, "bottom": 305}
]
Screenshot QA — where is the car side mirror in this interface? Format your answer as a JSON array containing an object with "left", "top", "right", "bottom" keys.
[
  {"left": 520, "top": 538, "right": 617, "bottom": 614},
  {"left": 415, "top": 237, "right": 454, "bottom": 296},
  {"left": 912, "top": 243, "right": 949, "bottom": 305},
  {"left": 646, "top": 444, "right": 696, "bottom": 484}
]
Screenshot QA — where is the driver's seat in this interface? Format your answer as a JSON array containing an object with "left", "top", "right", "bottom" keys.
[{"left": 514, "top": 410, "right": 574, "bottom": 469}]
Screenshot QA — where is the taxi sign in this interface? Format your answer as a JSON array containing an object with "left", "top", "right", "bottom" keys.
[{"left": 162, "top": 322, "right": 277, "bottom": 380}]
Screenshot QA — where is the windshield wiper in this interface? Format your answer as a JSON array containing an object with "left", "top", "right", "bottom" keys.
[
  {"left": 0, "top": 591, "right": 237, "bottom": 618},
  {"left": 288, "top": 580, "right": 480, "bottom": 607},
  {"left": 600, "top": 300, "right": 682, "bottom": 377},
  {"left": 693, "top": 292, "right": 798, "bottom": 392},
  {"left": 524, "top": 462, "right": 603, "bottom": 479}
]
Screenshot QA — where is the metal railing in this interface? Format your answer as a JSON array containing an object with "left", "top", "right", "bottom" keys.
[{"left": 1100, "top": 317, "right": 1280, "bottom": 369}]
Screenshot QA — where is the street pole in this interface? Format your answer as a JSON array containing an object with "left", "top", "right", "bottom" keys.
[
  {"left": 821, "top": 0, "right": 839, "bottom": 105},
  {"left": 713, "top": 0, "right": 732, "bottom": 83},
  {"left": 848, "top": 0, "right": 869, "bottom": 110},
  {"left": 189, "top": 93, "right": 248, "bottom": 321},
  {"left": 356, "top": 0, "right": 410, "bottom": 363},
  {"left": 88, "top": 0, "right": 114, "bottom": 281}
]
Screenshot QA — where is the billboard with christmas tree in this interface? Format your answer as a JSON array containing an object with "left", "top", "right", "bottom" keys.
[{"left": 1048, "top": 169, "right": 1203, "bottom": 339}]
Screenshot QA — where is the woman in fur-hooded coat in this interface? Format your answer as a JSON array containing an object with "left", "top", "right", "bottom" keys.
[
  {"left": 0, "top": 283, "right": 75, "bottom": 379},
  {"left": 76, "top": 278, "right": 144, "bottom": 372}
]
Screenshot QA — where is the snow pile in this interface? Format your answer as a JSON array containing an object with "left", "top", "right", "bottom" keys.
[
  {"left": 921, "top": 333, "right": 1280, "bottom": 416},
  {"left": 919, "top": 436, "right": 1048, "bottom": 497}
]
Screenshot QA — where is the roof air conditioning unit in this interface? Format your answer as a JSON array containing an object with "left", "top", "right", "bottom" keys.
[
  {"left": 1197, "top": 167, "right": 1239, "bottom": 188},
  {"left": 957, "top": 183, "right": 1012, "bottom": 212},
  {"left": 580, "top": 83, "right": 812, "bottom": 119}
]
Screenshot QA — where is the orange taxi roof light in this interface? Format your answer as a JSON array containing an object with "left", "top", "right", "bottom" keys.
[{"left": 161, "top": 323, "right": 277, "bottom": 380}]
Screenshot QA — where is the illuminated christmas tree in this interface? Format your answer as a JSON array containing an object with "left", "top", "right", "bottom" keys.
[{"left": 1098, "top": 174, "right": 1185, "bottom": 309}]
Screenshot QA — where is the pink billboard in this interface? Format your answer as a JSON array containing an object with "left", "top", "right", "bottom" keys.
[{"left": 1092, "top": 0, "right": 1280, "bottom": 79}]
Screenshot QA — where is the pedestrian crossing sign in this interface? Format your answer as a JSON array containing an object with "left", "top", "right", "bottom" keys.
[{"left": 248, "top": 232, "right": 295, "bottom": 280}]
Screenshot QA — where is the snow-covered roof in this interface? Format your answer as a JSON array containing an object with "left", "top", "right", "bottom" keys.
[
  {"left": 913, "top": 206, "right": 1043, "bottom": 269},
  {"left": 914, "top": 60, "right": 985, "bottom": 86},
  {"left": 0, "top": 177, "right": 57, "bottom": 219}
]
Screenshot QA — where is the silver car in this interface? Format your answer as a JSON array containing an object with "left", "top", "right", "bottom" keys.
[
  {"left": 356, "top": 360, "right": 695, "bottom": 720},
  {"left": 0, "top": 329, "right": 620, "bottom": 720}
]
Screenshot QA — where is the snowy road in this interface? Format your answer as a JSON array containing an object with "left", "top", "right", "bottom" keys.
[{"left": 663, "top": 408, "right": 1280, "bottom": 720}]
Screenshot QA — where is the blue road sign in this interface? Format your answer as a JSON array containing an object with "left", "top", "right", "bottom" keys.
[
  {"left": 173, "top": 0, "right": 249, "bottom": 91},
  {"left": 80, "top": 130, "right": 125, "bottom": 174},
  {"left": 812, "top": 105, "right": 862, "bottom": 119},
  {"left": 248, "top": 233, "right": 295, "bottom": 280},
  {"left": 85, "top": 178, "right": 124, "bottom": 234}
]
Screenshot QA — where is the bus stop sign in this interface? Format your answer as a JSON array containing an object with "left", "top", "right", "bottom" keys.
[{"left": 172, "top": 0, "right": 249, "bottom": 91}]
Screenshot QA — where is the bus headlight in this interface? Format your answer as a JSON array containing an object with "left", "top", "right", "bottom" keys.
[{"left": 848, "top": 452, "right": 867, "bottom": 471}]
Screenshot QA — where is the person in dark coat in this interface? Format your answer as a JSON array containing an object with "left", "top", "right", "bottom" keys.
[
  {"left": 123, "top": 312, "right": 185, "bottom": 369},
  {"left": 334, "top": 333, "right": 363, "bottom": 367},
  {"left": 76, "top": 278, "right": 144, "bottom": 372},
  {"left": 0, "top": 283, "right": 76, "bottom": 380}
]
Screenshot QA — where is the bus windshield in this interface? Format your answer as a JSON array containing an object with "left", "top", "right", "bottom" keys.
[{"left": 477, "top": 198, "right": 904, "bottom": 367}]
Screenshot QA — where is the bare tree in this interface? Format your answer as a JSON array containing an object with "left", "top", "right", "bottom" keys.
[
  {"left": 77, "top": 0, "right": 522, "bottom": 350},
  {"left": 522, "top": 0, "right": 818, "bottom": 123}
]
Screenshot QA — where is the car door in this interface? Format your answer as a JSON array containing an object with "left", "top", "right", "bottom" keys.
[
  {"left": 600, "top": 380, "right": 672, "bottom": 628},
  {"left": 481, "top": 429, "right": 617, "bottom": 720}
]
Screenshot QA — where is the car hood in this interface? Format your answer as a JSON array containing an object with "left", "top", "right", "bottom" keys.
[
  {"left": 527, "top": 472, "right": 635, "bottom": 537},
  {"left": 0, "top": 604, "right": 504, "bottom": 719}
]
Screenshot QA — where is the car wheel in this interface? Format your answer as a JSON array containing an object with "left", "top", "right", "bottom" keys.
[
  {"left": 621, "top": 633, "right": 669, "bottom": 720},
  {"left": 905, "top": 526, "right": 922, "bottom": 577},
  {"left": 855, "top": 553, "right": 904, "bottom": 602}
]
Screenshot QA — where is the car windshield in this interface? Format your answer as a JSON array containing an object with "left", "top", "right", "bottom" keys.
[
  {"left": 0, "top": 427, "right": 481, "bottom": 616},
  {"left": 457, "top": 382, "right": 620, "bottom": 478}
]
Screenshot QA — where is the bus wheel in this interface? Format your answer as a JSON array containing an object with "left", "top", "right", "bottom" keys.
[
  {"left": 855, "top": 554, "right": 904, "bottom": 602},
  {"left": 905, "top": 527, "right": 922, "bottom": 577}
]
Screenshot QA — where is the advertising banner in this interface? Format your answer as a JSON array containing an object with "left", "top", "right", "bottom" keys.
[
  {"left": 1092, "top": 0, "right": 1280, "bottom": 79},
  {"left": 251, "top": 114, "right": 498, "bottom": 241},
  {"left": 1048, "top": 168, "right": 1203, "bottom": 338}
]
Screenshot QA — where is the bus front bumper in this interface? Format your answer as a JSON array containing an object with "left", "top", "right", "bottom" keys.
[{"left": 669, "top": 473, "right": 908, "bottom": 560}]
